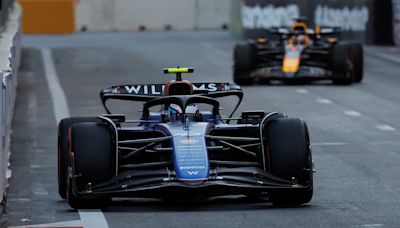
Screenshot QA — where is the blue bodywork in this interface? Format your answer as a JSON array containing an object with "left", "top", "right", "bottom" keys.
[{"left": 155, "top": 122, "right": 212, "bottom": 180}]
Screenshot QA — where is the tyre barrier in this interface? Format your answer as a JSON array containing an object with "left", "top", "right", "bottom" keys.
[{"left": 0, "top": 2, "right": 22, "bottom": 213}]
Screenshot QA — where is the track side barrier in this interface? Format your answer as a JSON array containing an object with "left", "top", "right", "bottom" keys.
[{"left": 0, "top": 2, "right": 22, "bottom": 214}]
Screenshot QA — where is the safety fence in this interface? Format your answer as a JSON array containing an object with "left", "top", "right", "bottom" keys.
[
  {"left": 0, "top": 1, "right": 21, "bottom": 211},
  {"left": 234, "top": 0, "right": 394, "bottom": 45}
]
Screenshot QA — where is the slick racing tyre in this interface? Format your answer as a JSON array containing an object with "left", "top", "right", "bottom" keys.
[
  {"left": 262, "top": 118, "right": 313, "bottom": 206},
  {"left": 330, "top": 43, "right": 353, "bottom": 85},
  {"left": 57, "top": 117, "right": 101, "bottom": 199},
  {"left": 67, "top": 122, "right": 115, "bottom": 209},
  {"left": 350, "top": 43, "right": 363, "bottom": 83},
  {"left": 233, "top": 43, "right": 257, "bottom": 85}
]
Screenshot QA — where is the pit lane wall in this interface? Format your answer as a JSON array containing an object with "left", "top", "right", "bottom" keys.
[
  {"left": 0, "top": 2, "right": 22, "bottom": 212},
  {"left": 239, "top": 0, "right": 394, "bottom": 45}
]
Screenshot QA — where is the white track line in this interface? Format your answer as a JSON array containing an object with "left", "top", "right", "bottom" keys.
[
  {"left": 9, "top": 210, "right": 108, "bottom": 227},
  {"left": 41, "top": 48, "right": 70, "bottom": 122},
  {"left": 344, "top": 110, "right": 362, "bottom": 116},
  {"left": 295, "top": 89, "right": 308, "bottom": 94},
  {"left": 79, "top": 210, "right": 109, "bottom": 228},
  {"left": 39, "top": 48, "right": 109, "bottom": 227},
  {"left": 316, "top": 98, "right": 332, "bottom": 104},
  {"left": 358, "top": 224, "right": 384, "bottom": 227},
  {"left": 369, "top": 50, "right": 400, "bottom": 64},
  {"left": 312, "top": 142, "right": 349, "bottom": 146},
  {"left": 200, "top": 42, "right": 230, "bottom": 58},
  {"left": 376, "top": 125, "right": 396, "bottom": 131}
]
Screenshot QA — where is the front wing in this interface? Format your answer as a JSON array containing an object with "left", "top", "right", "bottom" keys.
[
  {"left": 251, "top": 66, "right": 333, "bottom": 81},
  {"left": 69, "top": 165, "right": 311, "bottom": 199}
]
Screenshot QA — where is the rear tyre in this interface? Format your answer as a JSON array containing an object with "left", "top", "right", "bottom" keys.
[
  {"left": 233, "top": 43, "right": 257, "bottom": 85},
  {"left": 262, "top": 118, "right": 313, "bottom": 206},
  {"left": 57, "top": 117, "right": 101, "bottom": 199},
  {"left": 330, "top": 43, "right": 353, "bottom": 85},
  {"left": 67, "top": 122, "right": 114, "bottom": 209},
  {"left": 350, "top": 43, "right": 363, "bottom": 83}
]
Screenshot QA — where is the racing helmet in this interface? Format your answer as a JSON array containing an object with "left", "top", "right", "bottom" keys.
[
  {"left": 185, "top": 103, "right": 200, "bottom": 121},
  {"left": 295, "top": 34, "right": 307, "bottom": 45},
  {"left": 167, "top": 104, "right": 183, "bottom": 121},
  {"left": 167, "top": 103, "right": 199, "bottom": 122}
]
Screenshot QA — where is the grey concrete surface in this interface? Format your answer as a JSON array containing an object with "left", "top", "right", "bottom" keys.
[
  {"left": 2, "top": 31, "right": 400, "bottom": 227},
  {"left": 75, "top": 0, "right": 229, "bottom": 31}
]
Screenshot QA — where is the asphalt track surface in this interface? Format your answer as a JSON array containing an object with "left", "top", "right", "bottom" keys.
[{"left": 1, "top": 31, "right": 400, "bottom": 227}]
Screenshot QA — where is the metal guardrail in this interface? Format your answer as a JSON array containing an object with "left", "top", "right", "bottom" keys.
[{"left": 0, "top": 0, "right": 14, "bottom": 28}]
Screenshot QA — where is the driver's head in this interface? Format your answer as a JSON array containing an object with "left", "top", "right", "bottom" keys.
[
  {"left": 167, "top": 104, "right": 183, "bottom": 121},
  {"left": 167, "top": 103, "right": 199, "bottom": 122},
  {"left": 295, "top": 34, "right": 307, "bottom": 45},
  {"left": 185, "top": 103, "right": 199, "bottom": 115}
]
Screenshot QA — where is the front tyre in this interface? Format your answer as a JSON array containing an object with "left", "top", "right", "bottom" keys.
[
  {"left": 263, "top": 118, "right": 313, "bottom": 205},
  {"left": 57, "top": 117, "right": 101, "bottom": 199},
  {"left": 330, "top": 43, "right": 353, "bottom": 85},
  {"left": 67, "top": 122, "right": 115, "bottom": 209},
  {"left": 233, "top": 43, "right": 257, "bottom": 85},
  {"left": 350, "top": 43, "right": 364, "bottom": 83}
]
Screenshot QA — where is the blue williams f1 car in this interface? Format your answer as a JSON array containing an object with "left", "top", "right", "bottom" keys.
[{"left": 57, "top": 67, "right": 314, "bottom": 209}]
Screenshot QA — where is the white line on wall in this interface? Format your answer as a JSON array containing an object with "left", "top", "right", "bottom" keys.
[
  {"left": 375, "top": 125, "right": 396, "bottom": 131},
  {"left": 38, "top": 48, "right": 109, "bottom": 228},
  {"left": 316, "top": 98, "right": 332, "bottom": 104}
]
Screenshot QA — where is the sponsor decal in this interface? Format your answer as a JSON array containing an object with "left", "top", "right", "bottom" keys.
[
  {"left": 315, "top": 5, "right": 369, "bottom": 32},
  {"left": 242, "top": 3, "right": 369, "bottom": 32},
  {"left": 115, "top": 83, "right": 227, "bottom": 95},
  {"left": 241, "top": 4, "right": 300, "bottom": 29},
  {"left": 187, "top": 171, "right": 199, "bottom": 175},
  {"left": 180, "top": 139, "right": 200, "bottom": 145},
  {"left": 124, "top": 85, "right": 164, "bottom": 95},
  {"left": 180, "top": 166, "right": 206, "bottom": 170},
  {"left": 192, "top": 83, "right": 219, "bottom": 92}
]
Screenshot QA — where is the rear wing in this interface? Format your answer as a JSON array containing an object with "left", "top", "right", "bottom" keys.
[{"left": 100, "top": 82, "right": 243, "bottom": 115}]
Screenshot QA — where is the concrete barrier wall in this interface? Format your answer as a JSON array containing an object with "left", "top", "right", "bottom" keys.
[
  {"left": 76, "top": 0, "right": 230, "bottom": 31},
  {"left": 238, "top": 0, "right": 394, "bottom": 45},
  {"left": 0, "top": 2, "right": 21, "bottom": 212}
]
